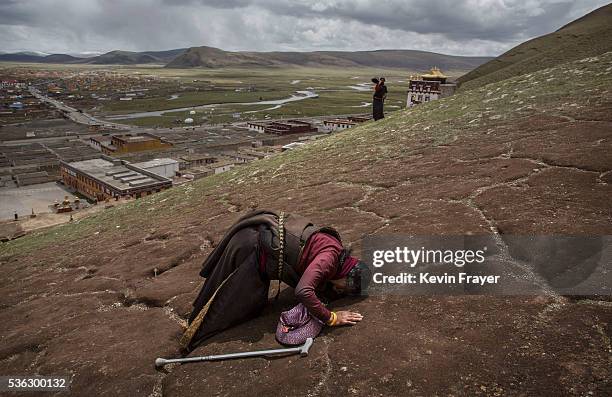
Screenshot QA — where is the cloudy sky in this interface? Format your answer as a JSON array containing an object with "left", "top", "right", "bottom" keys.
[{"left": 0, "top": 0, "right": 609, "bottom": 56}]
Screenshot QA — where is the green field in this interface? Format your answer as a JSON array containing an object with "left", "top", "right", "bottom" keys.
[{"left": 101, "top": 66, "right": 448, "bottom": 127}]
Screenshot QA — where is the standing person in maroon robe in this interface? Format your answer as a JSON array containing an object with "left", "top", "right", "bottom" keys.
[
  {"left": 372, "top": 77, "right": 388, "bottom": 120},
  {"left": 180, "top": 209, "right": 370, "bottom": 352}
]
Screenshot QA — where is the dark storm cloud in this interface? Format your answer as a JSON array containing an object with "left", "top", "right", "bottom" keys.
[
  {"left": 273, "top": 0, "right": 572, "bottom": 41},
  {"left": 0, "top": 0, "right": 37, "bottom": 25},
  {"left": 161, "top": 0, "right": 252, "bottom": 8},
  {"left": 0, "top": 0, "right": 609, "bottom": 56},
  {"left": 173, "top": 0, "right": 602, "bottom": 40}
]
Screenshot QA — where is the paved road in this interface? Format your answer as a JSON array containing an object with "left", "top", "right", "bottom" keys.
[{"left": 29, "top": 86, "right": 131, "bottom": 130}]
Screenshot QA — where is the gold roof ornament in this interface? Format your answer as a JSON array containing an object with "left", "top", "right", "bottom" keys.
[{"left": 421, "top": 66, "right": 448, "bottom": 79}]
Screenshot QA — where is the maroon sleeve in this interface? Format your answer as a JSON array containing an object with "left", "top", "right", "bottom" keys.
[{"left": 295, "top": 247, "right": 339, "bottom": 323}]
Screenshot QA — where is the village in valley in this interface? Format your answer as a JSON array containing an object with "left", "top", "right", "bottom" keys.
[{"left": 0, "top": 64, "right": 456, "bottom": 238}]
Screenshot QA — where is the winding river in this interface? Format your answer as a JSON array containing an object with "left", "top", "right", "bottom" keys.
[
  {"left": 104, "top": 90, "right": 318, "bottom": 120},
  {"left": 347, "top": 82, "right": 373, "bottom": 91}
]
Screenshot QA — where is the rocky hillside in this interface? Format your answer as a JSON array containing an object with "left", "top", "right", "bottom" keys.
[
  {"left": 458, "top": 3, "right": 612, "bottom": 90},
  {"left": 1, "top": 52, "right": 611, "bottom": 396},
  {"left": 165, "top": 46, "right": 491, "bottom": 70}
]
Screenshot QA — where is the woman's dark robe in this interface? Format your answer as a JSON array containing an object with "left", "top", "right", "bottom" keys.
[
  {"left": 180, "top": 210, "right": 349, "bottom": 352},
  {"left": 183, "top": 227, "right": 270, "bottom": 350},
  {"left": 181, "top": 210, "right": 278, "bottom": 351},
  {"left": 373, "top": 83, "right": 387, "bottom": 120}
]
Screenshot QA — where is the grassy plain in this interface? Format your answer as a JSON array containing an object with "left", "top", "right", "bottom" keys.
[{"left": 103, "top": 66, "right": 468, "bottom": 126}]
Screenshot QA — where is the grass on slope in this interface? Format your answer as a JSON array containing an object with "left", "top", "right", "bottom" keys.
[
  {"left": 2, "top": 52, "right": 612, "bottom": 260},
  {"left": 457, "top": 3, "right": 612, "bottom": 91}
]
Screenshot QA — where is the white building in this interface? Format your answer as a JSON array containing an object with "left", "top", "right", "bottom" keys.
[
  {"left": 247, "top": 122, "right": 267, "bottom": 133},
  {"left": 407, "top": 67, "right": 456, "bottom": 107},
  {"left": 211, "top": 160, "right": 235, "bottom": 174},
  {"left": 324, "top": 119, "right": 357, "bottom": 131},
  {"left": 132, "top": 158, "right": 179, "bottom": 179},
  {"left": 407, "top": 80, "right": 440, "bottom": 107},
  {"left": 1, "top": 80, "right": 25, "bottom": 89}
]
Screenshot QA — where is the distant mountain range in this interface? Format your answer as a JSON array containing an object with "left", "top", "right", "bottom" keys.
[
  {"left": 458, "top": 3, "right": 612, "bottom": 90},
  {"left": 165, "top": 47, "right": 491, "bottom": 70},
  {"left": 0, "top": 47, "right": 491, "bottom": 71},
  {"left": 0, "top": 49, "right": 187, "bottom": 65}
]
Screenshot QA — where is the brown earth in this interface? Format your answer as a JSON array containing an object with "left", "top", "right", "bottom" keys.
[{"left": 1, "top": 55, "right": 611, "bottom": 396}]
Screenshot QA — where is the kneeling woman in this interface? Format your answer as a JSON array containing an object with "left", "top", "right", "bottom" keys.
[{"left": 180, "top": 209, "right": 369, "bottom": 351}]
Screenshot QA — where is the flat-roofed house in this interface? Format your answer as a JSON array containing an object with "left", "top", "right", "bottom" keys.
[
  {"left": 132, "top": 158, "right": 179, "bottom": 179},
  {"left": 223, "top": 151, "right": 257, "bottom": 164},
  {"left": 247, "top": 122, "right": 267, "bottom": 133},
  {"left": 264, "top": 120, "right": 318, "bottom": 135},
  {"left": 324, "top": 119, "right": 357, "bottom": 131},
  {"left": 237, "top": 148, "right": 269, "bottom": 159},
  {"left": 179, "top": 166, "right": 214, "bottom": 180},
  {"left": 111, "top": 134, "right": 171, "bottom": 153},
  {"left": 179, "top": 154, "right": 217, "bottom": 168},
  {"left": 60, "top": 157, "right": 172, "bottom": 201},
  {"left": 89, "top": 136, "right": 111, "bottom": 152},
  {"left": 104, "top": 134, "right": 173, "bottom": 154},
  {"left": 348, "top": 115, "right": 371, "bottom": 123},
  {"left": 88, "top": 134, "right": 172, "bottom": 155},
  {"left": 211, "top": 160, "right": 235, "bottom": 174}
]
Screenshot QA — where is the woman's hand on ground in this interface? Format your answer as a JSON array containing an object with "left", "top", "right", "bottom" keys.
[{"left": 335, "top": 311, "right": 363, "bottom": 326}]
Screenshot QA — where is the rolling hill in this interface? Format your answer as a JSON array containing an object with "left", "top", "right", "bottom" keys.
[
  {"left": 0, "top": 48, "right": 187, "bottom": 65},
  {"left": 77, "top": 48, "right": 188, "bottom": 65},
  {"left": 0, "top": 51, "right": 53, "bottom": 63},
  {"left": 40, "top": 53, "right": 82, "bottom": 63},
  {"left": 0, "top": 52, "right": 82, "bottom": 63},
  {"left": 457, "top": 3, "right": 612, "bottom": 90},
  {"left": 165, "top": 46, "right": 491, "bottom": 70}
]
